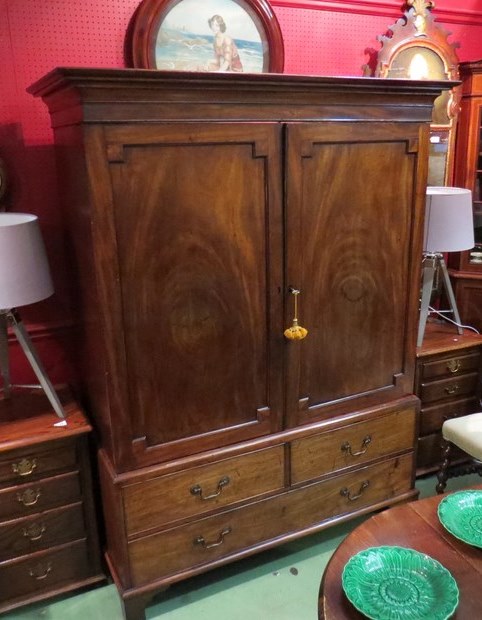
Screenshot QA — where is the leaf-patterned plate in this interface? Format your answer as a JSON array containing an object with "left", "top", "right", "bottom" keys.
[
  {"left": 438, "top": 490, "right": 482, "bottom": 548},
  {"left": 342, "top": 546, "right": 459, "bottom": 620}
]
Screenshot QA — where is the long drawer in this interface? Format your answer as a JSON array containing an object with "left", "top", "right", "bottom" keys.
[
  {"left": 128, "top": 453, "right": 413, "bottom": 586},
  {"left": 0, "top": 539, "right": 91, "bottom": 604},
  {"left": 291, "top": 407, "right": 416, "bottom": 484},
  {"left": 124, "top": 446, "right": 285, "bottom": 535}
]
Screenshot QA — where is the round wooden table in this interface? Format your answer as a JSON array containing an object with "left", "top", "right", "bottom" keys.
[{"left": 319, "top": 484, "right": 482, "bottom": 619}]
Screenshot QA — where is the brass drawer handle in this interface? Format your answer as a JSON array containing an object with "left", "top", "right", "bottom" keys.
[
  {"left": 341, "top": 435, "right": 372, "bottom": 457},
  {"left": 28, "top": 561, "right": 52, "bottom": 580},
  {"left": 191, "top": 476, "right": 230, "bottom": 501},
  {"left": 23, "top": 522, "right": 46, "bottom": 541},
  {"left": 446, "top": 359, "right": 461, "bottom": 373},
  {"left": 12, "top": 458, "right": 37, "bottom": 477},
  {"left": 17, "top": 488, "right": 41, "bottom": 507},
  {"left": 340, "top": 480, "right": 370, "bottom": 502},
  {"left": 194, "top": 527, "right": 232, "bottom": 550},
  {"left": 444, "top": 384, "right": 459, "bottom": 395}
]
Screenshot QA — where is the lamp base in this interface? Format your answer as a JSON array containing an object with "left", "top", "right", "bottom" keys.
[
  {"left": 0, "top": 309, "right": 66, "bottom": 418},
  {"left": 417, "top": 253, "right": 463, "bottom": 347}
]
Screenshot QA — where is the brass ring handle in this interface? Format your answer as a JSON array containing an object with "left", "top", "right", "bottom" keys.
[
  {"left": 12, "top": 458, "right": 37, "bottom": 477},
  {"left": 341, "top": 435, "right": 372, "bottom": 457},
  {"left": 190, "top": 476, "right": 230, "bottom": 501},
  {"left": 194, "top": 527, "right": 232, "bottom": 550},
  {"left": 17, "top": 488, "right": 41, "bottom": 507},
  {"left": 446, "top": 359, "right": 461, "bottom": 373},
  {"left": 340, "top": 480, "right": 370, "bottom": 502},
  {"left": 28, "top": 562, "right": 52, "bottom": 580},
  {"left": 284, "top": 287, "right": 308, "bottom": 340},
  {"left": 23, "top": 523, "right": 46, "bottom": 541},
  {"left": 444, "top": 384, "right": 459, "bottom": 395}
]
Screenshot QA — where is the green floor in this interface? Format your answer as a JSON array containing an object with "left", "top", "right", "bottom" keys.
[{"left": 3, "top": 474, "right": 479, "bottom": 620}]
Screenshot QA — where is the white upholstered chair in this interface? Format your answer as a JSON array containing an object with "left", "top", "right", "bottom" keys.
[{"left": 436, "top": 412, "right": 482, "bottom": 493}]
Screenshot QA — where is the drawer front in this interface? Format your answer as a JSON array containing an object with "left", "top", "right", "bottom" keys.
[
  {"left": 0, "top": 540, "right": 91, "bottom": 603},
  {"left": 124, "top": 446, "right": 285, "bottom": 534},
  {"left": 129, "top": 454, "right": 413, "bottom": 585},
  {"left": 417, "top": 433, "right": 467, "bottom": 470},
  {"left": 291, "top": 408, "right": 416, "bottom": 484},
  {"left": 0, "top": 503, "right": 85, "bottom": 561},
  {"left": 0, "top": 472, "right": 81, "bottom": 521},
  {"left": 420, "top": 351, "right": 481, "bottom": 381},
  {"left": 419, "top": 373, "right": 479, "bottom": 404},
  {"left": 0, "top": 443, "right": 77, "bottom": 486},
  {"left": 419, "top": 398, "right": 479, "bottom": 436}
]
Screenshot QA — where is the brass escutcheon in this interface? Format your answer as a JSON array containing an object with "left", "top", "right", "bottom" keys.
[
  {"left": 23, "top": 522, "right": 46, "bottom": 541},
  {"left": 12, "top": 458, "right": 37, "bottom": 477},
  {"left": 17, "top": 488, "right": 41, "bottom": 507},
  {"left": 446, "top": 359, "right": 461, "bottom": 373},
  {"left": 28, "top": 561, "right": 52, "bottom": 580},
  {"left": 444, "top": 384, "right": 459, "bottom": 395}
]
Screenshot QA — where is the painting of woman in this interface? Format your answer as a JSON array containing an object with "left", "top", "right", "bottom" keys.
[{"left": 207, "top": 14, "right": 243, "bottom": 72}]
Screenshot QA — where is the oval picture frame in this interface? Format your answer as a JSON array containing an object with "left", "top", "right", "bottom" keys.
[{"left": 126, "top": 0, "right": 284, "bottom": 73}]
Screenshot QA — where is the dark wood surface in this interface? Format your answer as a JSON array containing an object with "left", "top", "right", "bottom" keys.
[{"left": 319, "top": 484, "right": 482, "bottom": 619}]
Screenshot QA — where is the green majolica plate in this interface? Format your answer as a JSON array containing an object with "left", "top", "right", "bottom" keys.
[
  {"left": 342, "top": 546, "right": 459, "bottom": 620},
  {"left": 438, "top": 490, "right": 482, "bottom": 548}
]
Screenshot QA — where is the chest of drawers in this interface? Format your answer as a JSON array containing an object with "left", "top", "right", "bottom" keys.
[
  {"left": 415, "top": 322, "right": 482, "bottom": 475},
  {"left": 0, "top": 390, "right": 104, "bottom": 614}
]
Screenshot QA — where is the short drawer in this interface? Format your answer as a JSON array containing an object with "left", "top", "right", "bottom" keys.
[
  {"left": 419, "top": 351, "right": 481, "bottom": 381},
  {"left": 0, "top": 472, "right": 81, "bottom": 521},
  {"left": 419, "top": 398, "right": 479, "bottom": 436},
  {"left": 124, "top": 446, "right": 285, "bottom": 534},
  {"left": 291, "top": 407, "right": 416, "bottom": 484},
  {"left": 0, "top": 539, "right": 91, "bottom": 604},
  {"left": 0, "top": 442, "right": 77, "bottom": 487},
  {"left": 0, "top": 503, "right": 86, "bottom": 561},
  {"left": 416, "top": 433, "right": 467, "bottom": 471},
  {"left": 419, "top": 373, "right": 479, "bottom": 404},
  {"left": 128, "top": 453, "right": 413, "bottom": 585}
]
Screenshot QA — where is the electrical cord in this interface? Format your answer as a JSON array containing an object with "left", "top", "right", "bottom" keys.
[{"left": 428, "top": 306, "right": 480, "bottom": 334}]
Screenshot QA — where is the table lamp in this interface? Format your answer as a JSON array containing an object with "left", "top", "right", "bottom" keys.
[
  {"left": 417, "top": 186, "right": 475, "bottom": 347},
  {"left": 0, "top": 213, "right": 65, "bottom": 417}
]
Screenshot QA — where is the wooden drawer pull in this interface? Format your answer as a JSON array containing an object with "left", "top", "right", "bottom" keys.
[
  {"left": 194, "top": 527, "right": 232, "bottom": 550},
  {"left": 340, "top": 480, "right": 370, "bottom": 501},
  {"left": 12, "top": 458, "right": 37, "bottom": 477},
  {"left": 444, "top": 384, "right": 459, "bottom": 395},
  {"left": 341, "top": 435, "right": 371, "bottom": 457},
  {"left": 17, "top": 488, "right": 41, "bottom": 507},
  {"left": 28, "top": 561, "right": 52, "bottom": 580},
  {"left": 446, "top": 359, "right": 461, "bottom": 373},
  {"left": 23, "top": 522, "right": 46, "bottom": 541},
  {"left": 190, "top": 476, "right": 230, "bottom": 501}
]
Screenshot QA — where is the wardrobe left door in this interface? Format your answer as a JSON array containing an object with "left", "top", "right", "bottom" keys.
[{"left": 88, "top": 123, "right": 285, "bottom": 470}]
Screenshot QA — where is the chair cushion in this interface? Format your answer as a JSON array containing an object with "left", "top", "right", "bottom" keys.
[{"left": 442, "top": 413, "right": 482, "bottom": 460}]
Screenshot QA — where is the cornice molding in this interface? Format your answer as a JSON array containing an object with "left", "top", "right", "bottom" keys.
[{"left": 271, "top": 1, "right": 482, "bottom": 26}]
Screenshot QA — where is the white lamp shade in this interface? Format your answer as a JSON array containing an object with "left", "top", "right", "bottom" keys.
[
  {"left": 424, "top": 187, "right": 475, "bottom": 253},
  {"left": 0, "top": 213, "right": 54, "bottom": 309}
]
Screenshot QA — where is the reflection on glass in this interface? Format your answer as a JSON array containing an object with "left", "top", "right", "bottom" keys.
[{"left": 470, "top": 112, "right": 482, "bottom": 263}]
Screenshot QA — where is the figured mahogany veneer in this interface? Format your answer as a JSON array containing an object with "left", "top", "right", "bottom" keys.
[
  {"left": 0, "top": 391, "right": 104, "bottom": 613},
  {"left": 28, "top": 69, "right": 451, "bottom": 619}
]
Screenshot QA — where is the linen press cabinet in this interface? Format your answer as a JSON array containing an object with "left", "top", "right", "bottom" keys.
[{"left": 29, "top": 69, "right": 449, "bottom": 620}]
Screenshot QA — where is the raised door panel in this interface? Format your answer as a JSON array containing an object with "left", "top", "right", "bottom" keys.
[
  {"left": 94, "top": 124, "right": 283, "bottom": 468},
  {"left": 285, "top": 123, "right": 427, "bottom": 426}
]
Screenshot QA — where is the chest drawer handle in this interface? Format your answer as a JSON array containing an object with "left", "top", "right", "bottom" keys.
[
  {"left": 194, "top": 527, "right": 232, "bottom": 550},
  {"left": 340, "top": 480, "right": 370, "bottom": 502},
  {"left": 341, "top": 435, "right": 371, "bottom": 457},
  {"left": 17, "top": 488, "right": 41, "bottom": 507},
  {"left": 190, "top": 476, "right": 230, "bottom": 501},
  {"left": 23, "top": 522, "right": 46, "bottom": 541},
  {"left": 446, "top": 360, "right": 461, "bottom": 373},
  {"left": 12, "top": 458, "right": 37, "bottom": 477},
  {"left": 28, "top": 561, "right": 52, "bottom": 580},
  {"left": 444, "top": 384, "right": 459, "bottom": 395}
]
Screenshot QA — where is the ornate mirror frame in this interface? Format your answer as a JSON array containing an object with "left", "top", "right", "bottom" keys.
[{"left": 369, "top": 1, "right": 461, "bottom": 186}]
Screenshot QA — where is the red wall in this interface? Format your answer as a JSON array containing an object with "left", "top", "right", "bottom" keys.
[{"left": 1, "top": 0, "right": 482, "bottom": 385}]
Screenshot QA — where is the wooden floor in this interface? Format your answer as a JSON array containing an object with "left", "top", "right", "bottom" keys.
[{"left": 2, "top": 474, "right": 479, "bottom": 620}]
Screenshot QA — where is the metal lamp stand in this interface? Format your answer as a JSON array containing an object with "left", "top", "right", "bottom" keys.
[
  {"left": 417, "top": 253, "right": 463, "bottom": 348},
  {"left": 0, "top": 308, "right": 66, "bottom": 418}
]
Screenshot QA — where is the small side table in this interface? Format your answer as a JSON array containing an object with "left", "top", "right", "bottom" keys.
[{"left": 0, "top": 389, "right": 104, "bottom": 614}]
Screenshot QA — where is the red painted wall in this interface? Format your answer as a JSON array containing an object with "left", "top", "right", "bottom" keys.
[{"left": 1, "top": 0, "right": 482, "bottom": 386}]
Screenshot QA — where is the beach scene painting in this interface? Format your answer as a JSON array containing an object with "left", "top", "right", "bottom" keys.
[{"left": 154, "top": 0, "right": 267, "bottom": 73}]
